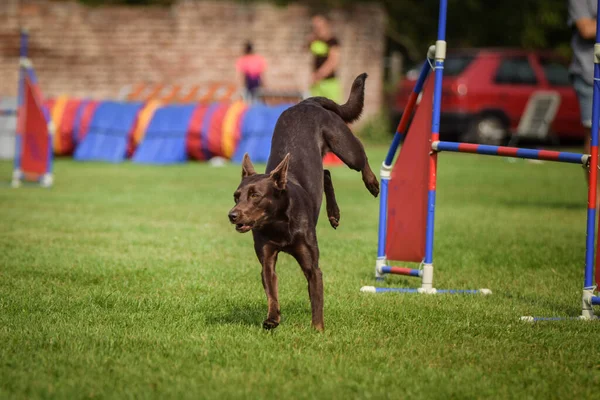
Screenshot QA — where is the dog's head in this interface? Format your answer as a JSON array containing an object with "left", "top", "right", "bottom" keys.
[{"left": 228, "top": 153, "right": 290, "bottom": 233}]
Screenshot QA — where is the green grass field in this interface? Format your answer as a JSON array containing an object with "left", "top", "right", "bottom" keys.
[{"left": 1, "top": 146, "right": 599, "bottom": 399}]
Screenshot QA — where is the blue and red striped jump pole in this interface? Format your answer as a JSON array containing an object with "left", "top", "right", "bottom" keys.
[
  {"left": 419, "top": 0, "right": 449, "bottom": 291},
  {"left": 361, "top": 287, "right": 492, "bottom": 295},
  {"left": 373, "top": 0, "right": 490, "bottom": 292},
  {"left": 584, "top": 6, "right": 600, "bottom": 318},
  {"left": 520, "top": 2, "right": 600, "bottom": 320},
  {"left": 383, "top": 53, "right": 433, "bottom": 167},
  {"left": 431, "top": 142, "right": 589, "bottom": 164},
  {"left": 375, "top": 53, "right": 432, "bottom": 280}
]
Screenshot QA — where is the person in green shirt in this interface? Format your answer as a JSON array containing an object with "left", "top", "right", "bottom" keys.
[{"left": 307, "top": 14, "right": 341, "bottom": 102}]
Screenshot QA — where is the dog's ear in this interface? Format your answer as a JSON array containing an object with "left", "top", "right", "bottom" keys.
[
  {"left": 270, "top": 153, "right": 290, "bottom": 190},
  {"left": 241, "top": 153, "right": 256, "bottom": 178}
]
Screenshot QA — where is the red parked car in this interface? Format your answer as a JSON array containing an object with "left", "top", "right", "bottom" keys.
[{"left": 391, "top": 48, "right": 585, "bottom": 144}]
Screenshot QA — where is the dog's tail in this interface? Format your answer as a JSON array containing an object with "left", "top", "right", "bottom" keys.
[{"left": 312, "top": 73, "right": 367, "bottom": 124}]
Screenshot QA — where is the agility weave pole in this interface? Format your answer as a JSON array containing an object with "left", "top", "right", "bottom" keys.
[
  {"left": 12, "top": 29, "right": 54, "bottom": 188},
  {"left": 362, "top": 0, "right": 600, "bottom": 320}
]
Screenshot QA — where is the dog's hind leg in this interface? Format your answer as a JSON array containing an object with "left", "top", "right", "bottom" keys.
[
  {"left": 324, "top": 170, "right": 340, "bottom": 229},
  {"left": 254, "top": 242, "right": 281, "bottom": 330},
  {"left": 322, "top": 120, "right": 379, "bottom": 198},
  {"left": 292, "top": 237, "right": 324, "bottom": 331}
]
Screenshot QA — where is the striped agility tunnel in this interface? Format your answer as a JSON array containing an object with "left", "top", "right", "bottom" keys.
[
  {"left": 57, "top": 99, "right": 292, "bottom": 165},
  {"left": 11, "top": 30, "right": 352, "bottom": 168}
]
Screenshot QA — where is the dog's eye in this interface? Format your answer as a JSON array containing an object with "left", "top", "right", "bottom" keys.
[
  {"left": 234, "top": 196, "right": 239, "bottom": 204},
  {"left": 251, "top": 193, "right": 260, "bottom": 199}
]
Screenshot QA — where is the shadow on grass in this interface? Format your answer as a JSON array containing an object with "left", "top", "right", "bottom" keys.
[
  {"left": 361, "top": 273, "right": 417, "bottom": 288},
  {"left": 205, "top": 298, "right": 310, "bottom": 328}
]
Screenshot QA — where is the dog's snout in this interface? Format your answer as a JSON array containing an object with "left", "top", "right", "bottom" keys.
[{"left": 228, "top": 211, "right": 239, "bottom": 223}]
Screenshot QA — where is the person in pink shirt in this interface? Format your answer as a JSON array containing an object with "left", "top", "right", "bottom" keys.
[{"left": 236, "top": 42, "right": 267, "bottom": 102}]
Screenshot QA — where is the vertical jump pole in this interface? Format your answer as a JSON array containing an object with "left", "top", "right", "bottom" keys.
[
  {"left": 422, "top": 0, "right": 448, "bottom": 291},
  {"left": 12, "top": 29, "right": 28, "bottom": 186},
  {"left": 375, "top": 58, "right": 432, "bottom": 279},
  {"left": 583, "top": 3, "right": 600, "bottom": 318}
]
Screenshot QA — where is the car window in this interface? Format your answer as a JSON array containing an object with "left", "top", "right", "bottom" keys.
[
  {"left": 444, "top": 55, "right": 474, "bottom": 76},
  {"left": 406, "top": 55, "right": 474, "bottom": 79},
  {"left": 539, "top": 57, "right": 571, "bottom": 86},
  {"left": 494, "top": 57, "right": 538, "bottom": 85}
]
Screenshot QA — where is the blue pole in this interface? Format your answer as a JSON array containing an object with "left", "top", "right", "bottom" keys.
[
  {"left": 384, "top": 60, "right": 432, "bottom": 167},
  {"left": 424, "top": 0, "right": 447, "bottom": 270},
  {"left": 380, "top": 266, "right": 422, "bottom": 277},
  {"left": 584, "top": 6, "right": 600, "bottom": 289},
  {"left": 364, "top": 287, "right": 486, "bottom": 294},
  {"left": 13, "top": 29, "right": 28, "bottom": 174},
  {"left": 522, "top": 317, "right": 583, "bottom": 322},
  {"left": 433, "top": 141, "right": 588, "bottom": 164},
  {"left": 376, "top": 178, "right": 389, "bottom": 260}
]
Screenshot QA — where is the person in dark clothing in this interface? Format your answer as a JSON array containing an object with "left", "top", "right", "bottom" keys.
[{"left": 568, "top": 0, "right": 599, "bottom": 197}]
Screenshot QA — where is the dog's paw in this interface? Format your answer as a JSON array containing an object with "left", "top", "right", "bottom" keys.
[
  {"left": 262, "top": 318, "right": 280, "bottom": 330},
  {"left": 328, "top": 216, "right": 339, "bottom": 229},
  {"left": 311, "top": 322, "right": 325, "bottom": 332},
  {"left": 327, "top": 206, "right": 340, "bottom": 229},
  {"left": 365, "top": 177, "right": 380, "bottom": 198}
]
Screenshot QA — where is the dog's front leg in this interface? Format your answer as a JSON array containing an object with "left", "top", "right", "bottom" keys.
[
  {"left": 293, "top": 241, "right": 324, "bottom": 331},
  {"left": 255, "top": 243, "right": 281, "bottom": 330},
  {"left": 324, "top": 169, "right": 340, "bottom": 229}
]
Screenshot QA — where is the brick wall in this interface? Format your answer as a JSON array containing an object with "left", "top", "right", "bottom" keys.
[{"left": 0, "top": 0, "right": 385, "bottom": 119}]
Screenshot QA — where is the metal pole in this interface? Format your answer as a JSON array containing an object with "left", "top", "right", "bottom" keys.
[
  {"left": 12, "top": 29, "right": 28, "bottom": 187},
  {"left": 432, "top": 141, "right": 589, "bottom": 164},
  {"left": 422, "top": 0, "right": 448, "bottom": 291},
  {"left": 384, "top": 57, "right": 433, "bottom": 167},
  {"left": 583, "top": 0, "right": 600, "bottom": 318},
  {"left": 375, "top": 175, "right": 389, "bottom": 279}
]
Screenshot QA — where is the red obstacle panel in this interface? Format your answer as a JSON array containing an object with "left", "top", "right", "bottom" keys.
[{"left": 385, "top": 79, "right": 434, "bottom": 262}]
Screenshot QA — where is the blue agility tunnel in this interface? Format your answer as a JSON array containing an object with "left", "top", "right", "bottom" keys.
[
  {"left": 74, "top": 101, "right": 143, "bottom": 163},
  {"left": 232, "top": 104, "right": 292, "bottom": 164},
  {"left": 132, "top": 104, "right": 196, "bottom": 164}
]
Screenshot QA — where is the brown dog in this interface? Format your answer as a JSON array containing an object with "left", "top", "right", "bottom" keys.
[{"left": 228, "top": 73, "right": 379, "bottom": 331}]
